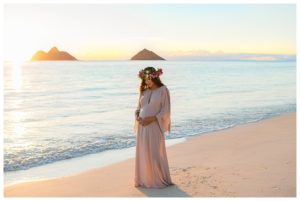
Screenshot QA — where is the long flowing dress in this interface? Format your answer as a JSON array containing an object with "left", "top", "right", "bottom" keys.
[{"left": 133, "top": 85, "right": 174, "bottom": 188}]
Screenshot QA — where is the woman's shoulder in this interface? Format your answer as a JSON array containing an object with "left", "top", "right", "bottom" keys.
[
  {"left": 142, "top": 85, "right": 167, "bottom": 94},
  {"left": 160, "top": 85, "right": 167, "bottom": 90},
  {"left": 161, "top": 85, "right": 169, "bottom": 91},
  {"left": 159, "top": 85, "right": 169, "bottom": 94}
]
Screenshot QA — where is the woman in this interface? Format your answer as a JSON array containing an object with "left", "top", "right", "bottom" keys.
[{"left": 133, "top": 66, "right": 174, "bottom": 188}]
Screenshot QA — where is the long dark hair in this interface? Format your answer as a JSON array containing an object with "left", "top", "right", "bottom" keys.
[{"left": 139, "top": 66, "right": 164, "bottom": 94}]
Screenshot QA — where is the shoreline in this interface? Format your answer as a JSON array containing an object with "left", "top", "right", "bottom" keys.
[
  {"left": 4, "top": 112, "right": 296, "bottom": 197},
  {"left": 4, "top": 111, "right": 291, "bottom": 187},
  {"left": 4, "top": 138, "right": 186, "bottom": 187}
]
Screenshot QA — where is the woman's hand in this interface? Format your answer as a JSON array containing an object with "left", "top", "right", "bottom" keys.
[
  {"left": 139, "top": 116, "right": 156, "bottom": 126},
  {"left": 135, "top": 113, "right": 139, "bottom": 121},
  {"left": 136, "top": 116, "right": 141, "bottom": 122}
]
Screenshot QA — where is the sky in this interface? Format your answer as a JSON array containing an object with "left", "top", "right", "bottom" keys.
[{"left": 4, "top": 4, "right": 296, "bottom": 61}]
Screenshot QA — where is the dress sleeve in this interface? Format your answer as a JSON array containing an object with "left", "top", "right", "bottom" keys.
[
  {"left": 155, "top": 86, "right": 171, "bottom": 135},
  {"left": 133, "top": 93, "right": 141, "bottom": 135}
]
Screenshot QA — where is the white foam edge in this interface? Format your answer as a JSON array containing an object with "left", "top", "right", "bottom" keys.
[{"left": 4, "top": 137, "right": 186, "bottom": 187}]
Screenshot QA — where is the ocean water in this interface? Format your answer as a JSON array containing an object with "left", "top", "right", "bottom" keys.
[{"left": 4, "top": 60, "right": 296, "bottom": 174}]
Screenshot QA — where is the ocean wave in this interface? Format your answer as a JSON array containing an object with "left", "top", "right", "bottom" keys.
[{"left": 4, "top": 103, "right": 295, "bottom": 172}]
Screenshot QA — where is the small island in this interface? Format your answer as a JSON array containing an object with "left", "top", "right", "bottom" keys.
[
  {"left": 31, "top": 47, "right": 77, "bottom": 61},
  {"left": 131, "top": 48, "right": 165, "bottom": 60}
]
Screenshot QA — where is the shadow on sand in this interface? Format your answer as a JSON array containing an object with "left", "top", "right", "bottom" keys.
[{"left": 136, "top": 184, "right": 190, "bottom": 197}]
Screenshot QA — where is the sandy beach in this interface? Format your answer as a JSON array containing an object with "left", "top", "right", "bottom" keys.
[{"left": 4, "top": 112, "right": 296, "bottom": 197}]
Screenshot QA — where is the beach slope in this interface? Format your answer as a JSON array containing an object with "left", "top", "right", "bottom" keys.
[{"left": 4, "top": 112, "right": 296, "bottom": 197}]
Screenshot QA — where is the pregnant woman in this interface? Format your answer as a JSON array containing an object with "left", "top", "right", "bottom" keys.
[{"left": 134, "top": 66, "right": 174, "bottom": 188}]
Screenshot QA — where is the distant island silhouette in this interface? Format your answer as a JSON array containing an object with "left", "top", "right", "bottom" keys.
[
  {"left": 31, "top": 47, "right": 77, "bottom": 61},
  {"left": 131, "top": 48, "right": 165, "bottom": 60},
  {"left": 30, "top": 47, "right": 165, "bottom": 61}
]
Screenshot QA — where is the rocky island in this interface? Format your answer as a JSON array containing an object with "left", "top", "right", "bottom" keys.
[
  {"left": 31, "top": 47, "right": 77, "bottom": 61},
  {"left": 131, "top": 48, "right": 165, "bottom": 60}
]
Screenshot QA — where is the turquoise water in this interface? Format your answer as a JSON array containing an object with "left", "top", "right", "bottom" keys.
[{"left": 4, "top": 60, "right": 296, "bottom": 172}]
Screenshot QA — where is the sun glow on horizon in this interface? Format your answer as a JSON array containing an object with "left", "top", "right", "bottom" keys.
[{"left": 4, "top": 4, "right": 296, "bottom": 61}]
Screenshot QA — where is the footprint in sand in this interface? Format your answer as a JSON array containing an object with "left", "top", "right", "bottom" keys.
[{"left": 272, "top": 186, "right": 280, "bottom": 190}]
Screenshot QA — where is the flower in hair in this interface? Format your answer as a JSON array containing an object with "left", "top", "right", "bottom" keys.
[{"left": 138, "top": 67, "right": 163, "bottom": 79}]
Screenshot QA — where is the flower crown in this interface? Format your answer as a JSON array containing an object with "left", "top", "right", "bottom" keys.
[{"left": 138, "top": 68, "right": 163, "bottom": 79}]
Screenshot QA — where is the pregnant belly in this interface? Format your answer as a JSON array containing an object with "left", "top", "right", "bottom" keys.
[
  {"left": 139, "top": 107, "right": 154, "bottom": 118},
  {"left": 139, "top": 108, "right": 147, "bottom": 118},
  {"left": 139, "top": 105, "right": 159, "bottom": 118}
]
